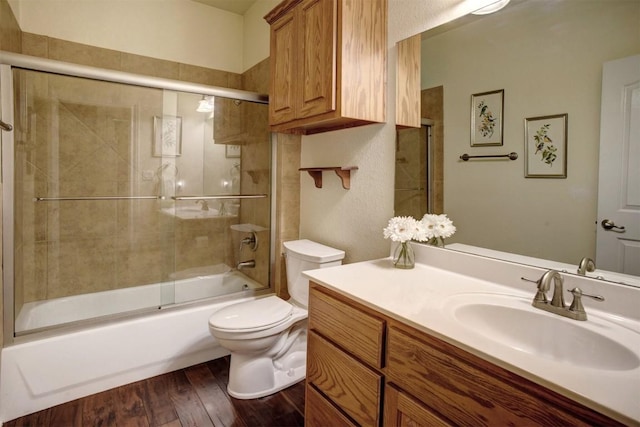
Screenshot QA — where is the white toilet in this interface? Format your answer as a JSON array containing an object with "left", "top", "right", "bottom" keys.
[{"left": 208, "top": 239, "right": 345, "bottom": 399}]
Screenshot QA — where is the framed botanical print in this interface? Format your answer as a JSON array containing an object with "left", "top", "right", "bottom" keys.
[
  {"left": 471, "top": 89, "right": 504, "bottom": 146},
  {"left": 153, "top": 115, "right": 182, "bottom": 157},
  {"left": 524, "top": 113, "right": 568, "bottom": 178}
]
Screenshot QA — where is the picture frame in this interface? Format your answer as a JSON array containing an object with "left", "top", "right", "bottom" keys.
[
  {"left": 524, "top": 113, "right": 568, "bottom": 178},
  {"left": 153, "top": 115, "right": 182, "bottom": 157},
  {"left": 225, "top": 144, "right": 241, "bottom": 158},
  {"left": 471, "top": 89, "right": 504, "bottom": 146}
]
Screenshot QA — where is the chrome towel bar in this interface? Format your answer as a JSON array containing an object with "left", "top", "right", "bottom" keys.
[
  {"left": 34, "top": 194, "right": 267, "bottom": 202},
  {"left": 35, "top": 196, "right": 165, "bottom": 201},
  {"left": 173, "top": 194, "right": 267, "bottom": 200},
  {"left": 459, "top": 152, "right": 518, "bottom": 161}
]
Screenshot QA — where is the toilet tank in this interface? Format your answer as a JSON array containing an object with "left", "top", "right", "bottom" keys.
[{"left": 283, "top": 239, "right": 345, "bottom": 308}]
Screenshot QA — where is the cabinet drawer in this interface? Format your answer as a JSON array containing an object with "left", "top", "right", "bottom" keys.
[
  {"left": 386, "top": 326, "right": 608, "bottom": 427},
  {"left": 309, "top": 285, "right": 385, "bottom": 368},
  {"left": 384, "top": 384, "right": 452, "bottom": 427},
  {"left": 306, "top": 384, "right": 357, "bottom": 427},
  {"left": 307, "top": 331, "right": 382, "bottom": 427}
]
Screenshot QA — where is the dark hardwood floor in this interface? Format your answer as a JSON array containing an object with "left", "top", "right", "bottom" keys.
[{"left": 4, "top": 356, "right": 305, "bottom": 427}]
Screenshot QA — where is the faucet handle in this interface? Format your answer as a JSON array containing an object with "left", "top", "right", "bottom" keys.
[
  {"left": 567, "top": 287, "right": 605, "bottom": 302},
  {"left": 521, "top": 276, "right": 548, "bottom": 303},
  {"left": 567, "top": 287, "right": 604, "bottom": 320}
]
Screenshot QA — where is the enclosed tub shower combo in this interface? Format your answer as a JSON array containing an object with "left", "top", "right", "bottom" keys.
[{"left": 0, "top": 51, "right": 274, "bottom": 421}]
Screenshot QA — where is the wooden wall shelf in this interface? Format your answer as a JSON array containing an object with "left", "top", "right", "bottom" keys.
[{"left": 299, "top": 166, "right": 359, "bottom": 189}]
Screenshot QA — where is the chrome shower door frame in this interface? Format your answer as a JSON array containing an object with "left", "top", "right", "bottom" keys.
[{"left": 1, "top": 64, "right": 16, "bottom": 346}]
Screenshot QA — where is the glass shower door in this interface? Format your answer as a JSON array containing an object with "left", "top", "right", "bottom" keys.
[{"left": 7, "top": 65, "right": 271, "bottom": 335}]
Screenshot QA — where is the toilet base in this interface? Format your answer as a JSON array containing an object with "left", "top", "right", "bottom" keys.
[
  {"left": 226, "top": 325, "right": 307, "bottom": 399},
  {"left": 227, "top": 347, "right": 307, "bottom": 399},
  {"left": 227, "top": 357, "right": 306, "bottom": 399}
]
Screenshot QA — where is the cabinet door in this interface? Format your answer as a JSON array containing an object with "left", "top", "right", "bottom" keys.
[
  {"left": 396, "top": 34, "right": 421, "bottom": 128},
  {"left": 384, "top": 385, "right": 452, "bottom": 427},
  {"left": 297, "top": 0, "right": 337, "bottom": 118},
  {"left": 269, "top": 8, "right": 297, "bottom": 125}
]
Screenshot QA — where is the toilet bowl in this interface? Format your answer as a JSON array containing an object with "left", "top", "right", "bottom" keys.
[{"left": 208, "top": 239, "right": 345, "bottom": 399}]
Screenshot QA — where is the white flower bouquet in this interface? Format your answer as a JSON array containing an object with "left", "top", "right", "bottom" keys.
[
  {"left": 383, "top": 214, "right": 456, "bottom": 268},
  {"left": 383, "top": 213, "right": 456, "bottom": 245}
]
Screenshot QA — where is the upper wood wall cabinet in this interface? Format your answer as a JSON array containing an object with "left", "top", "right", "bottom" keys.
[
  {"left": 265, "top": 0, "right": 388, "bottom": 135},
  {"left": 396, "top": 34, "right": 421, "bottom": 128}
]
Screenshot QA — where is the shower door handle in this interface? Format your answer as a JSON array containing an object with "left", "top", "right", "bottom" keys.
[{"left": 0, "top": 119, "right": 13, "bottom": 131}]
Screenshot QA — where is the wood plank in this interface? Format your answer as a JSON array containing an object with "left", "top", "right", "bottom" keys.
[
  {"left": 2, "top": 410, "right": 50, "bottom": 427},
  {"left": 166, "top": 369, "right": 214, "bottom": 427},
  {"left": 185, "top": 363, "right": 248, "bottom": 427},
  {"left": 143, "top": 373, "right": 180, "bottom": 426},
  {"left": 48, "top": 399, "right": 83, "bottom": 427},
  {"left": 279, "top": 380, "right": 306, "bottom": 417},
  {"left": 82, "top": 388, "right": 118, "bottom": 427},
  {"left": 115, "top": 382, "right": 150, "bottom": 427}
]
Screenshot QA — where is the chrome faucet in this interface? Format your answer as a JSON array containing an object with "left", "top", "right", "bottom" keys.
[
  {"left": 577, "top": 257, "right": 596, "bottom": 276},
  {"left": 237, "top": 260, "right": 255, "bottom": 270},
  {"left": 523, "top": 269, "right": 604, "bottom": 321},
  {"left": 195, "top": 199, "right": 209, "bottom": 211}
]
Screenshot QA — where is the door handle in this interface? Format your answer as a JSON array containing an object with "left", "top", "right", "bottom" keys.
[{"left": 601, "top": 219, "right": 626, "bottom": 233}]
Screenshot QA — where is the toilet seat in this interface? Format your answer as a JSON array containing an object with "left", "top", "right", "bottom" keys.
[{"left": 209, "top": 296, "right": 293, "bottom": 333}]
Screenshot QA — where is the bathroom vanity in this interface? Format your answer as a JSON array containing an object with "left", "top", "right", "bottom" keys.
[{"left": 303, "top": 244, "right": 640, "bottom": 426}]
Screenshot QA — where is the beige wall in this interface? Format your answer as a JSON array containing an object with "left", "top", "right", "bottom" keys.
[
  {"left": 298, "top": 0, "right": 486, "bottom": 263},
  {"left": 421, "top": 0, "right": 640, "bottom": 264},
  {"left": 8, "top": 0, "right": 277, "bottom": 73},
  {"left": 9, "top": 0, "right": 245, "bottom": 72},
  {"left": 243, "top": 0, "right": 280, "bottom": 73}
]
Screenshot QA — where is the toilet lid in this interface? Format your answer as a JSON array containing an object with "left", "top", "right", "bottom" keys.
[{"left": 208, "top": 296, "right": 293, "bottom": 332}]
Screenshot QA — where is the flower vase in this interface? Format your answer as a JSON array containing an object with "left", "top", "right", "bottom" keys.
[
  {"left": 428, "top": 237, "right": 445, "bottom": 248},
  {"left": 393, "top": 242, "right": 415, "bottom": 269}
]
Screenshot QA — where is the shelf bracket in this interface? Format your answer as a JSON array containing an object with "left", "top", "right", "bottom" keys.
[{"left": 299, "top": 166, "right": 358, "bottom": 189}]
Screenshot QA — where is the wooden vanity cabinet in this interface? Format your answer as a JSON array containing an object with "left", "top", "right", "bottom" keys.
[
  {"left": 264, "top": 0, "right": 387, "bottom": 135},
  {"left": 307, "top": 281, "right": 625, "bottom": 427},
  {"left": 306, "top": 284, "right": 385, "bottom": 426}
]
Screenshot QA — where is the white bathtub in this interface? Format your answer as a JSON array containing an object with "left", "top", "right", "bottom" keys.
[
  {"left": 1, "top": 267, "right": 269, "bottom": 423},
  {"left": 15, "top": 265, "right": 261, "bottom": 333}
]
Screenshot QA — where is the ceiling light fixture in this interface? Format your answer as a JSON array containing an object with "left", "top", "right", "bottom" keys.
[{"left": 472, "top": 0, "right": 510, "bottom": 15}]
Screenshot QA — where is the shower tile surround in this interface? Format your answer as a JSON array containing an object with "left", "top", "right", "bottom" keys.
[{"left": 1, "top": 21, "right": 301, "bottom": 328}]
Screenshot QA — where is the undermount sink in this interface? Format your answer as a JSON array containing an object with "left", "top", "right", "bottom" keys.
[{"left": 445, "top": 293, "right": 640, "bottom": 371}]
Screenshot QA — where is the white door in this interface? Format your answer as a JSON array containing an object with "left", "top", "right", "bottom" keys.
[{"left": 596, "top": 54, "right": 640, "bottom": 275}]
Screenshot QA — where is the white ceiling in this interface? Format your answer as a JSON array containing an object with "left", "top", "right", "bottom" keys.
[{"left": 190, "top": 0, "right": 258, "bottom": 15}]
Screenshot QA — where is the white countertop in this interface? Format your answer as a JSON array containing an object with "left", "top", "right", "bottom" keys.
[{"left": 303, "top": 246, "right": 640, "bottom": 426}]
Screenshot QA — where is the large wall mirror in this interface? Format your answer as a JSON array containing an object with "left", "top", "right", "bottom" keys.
[{"left": 395, "top": 0, "right": 639, "bottom": 287}]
